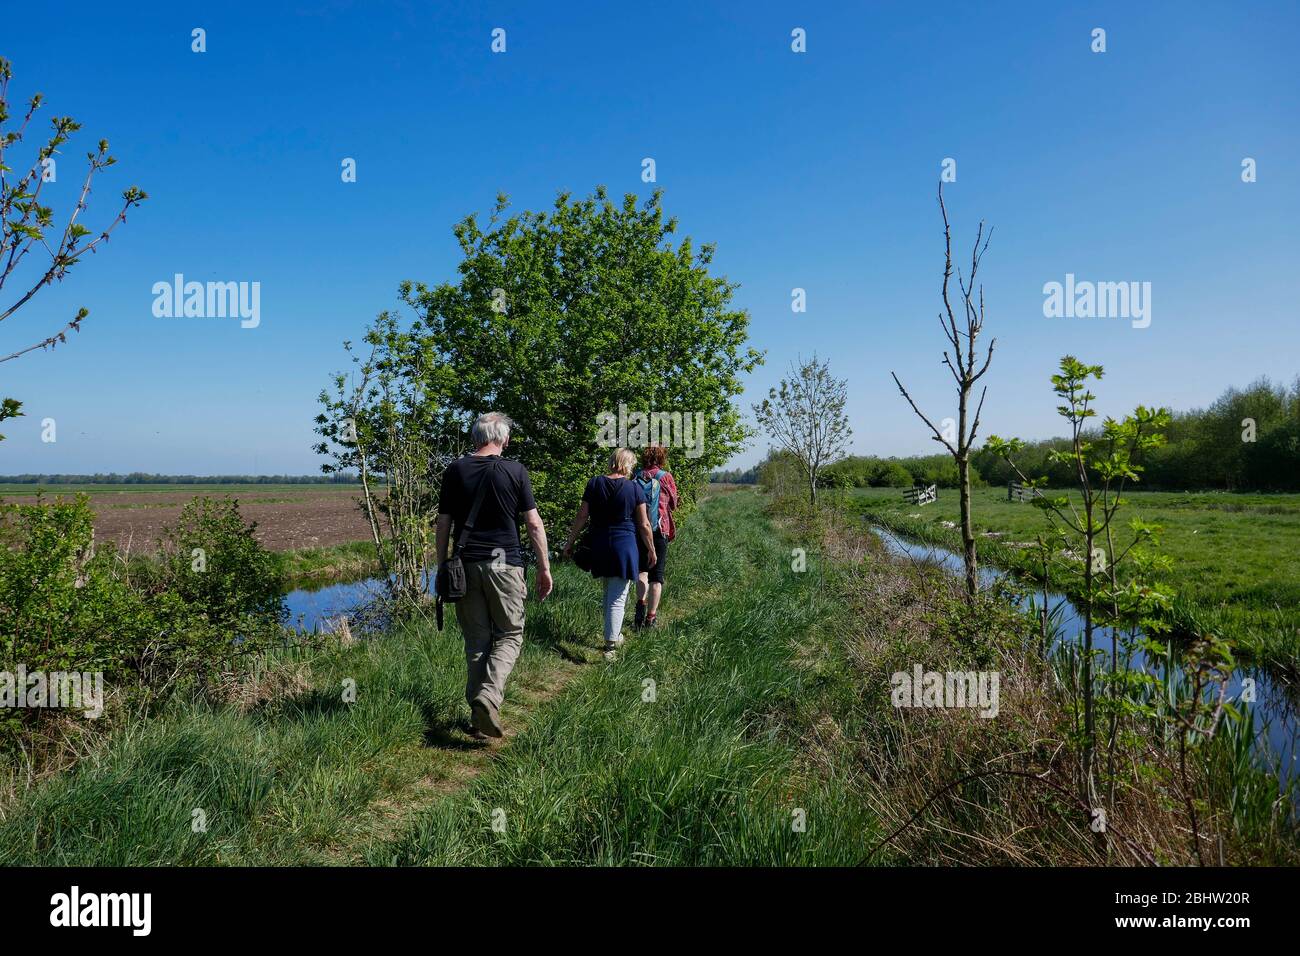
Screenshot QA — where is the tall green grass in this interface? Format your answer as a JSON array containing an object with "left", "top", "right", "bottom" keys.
[
  {"left": 275, "top": 540, "right": 385, "bottom": 589},
  {"left": 0, "top": 492, "right": 878, "bottom": 866},
  {"left": 366, "top": 492, "right": 878, "bottom": 865},
  {"left": 0, "top": 567, "right": 594, "bottom": 864},
  {"left": 5, "top": 489, "right": 1292, "bottom": 866}
]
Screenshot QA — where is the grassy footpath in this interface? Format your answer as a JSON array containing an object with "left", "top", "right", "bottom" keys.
[
  {"left": 0, "top": 490, "right": 878, "bottom": 866},
  {"left": 363, "top": 490, "right": 876, "bottom": 865}
]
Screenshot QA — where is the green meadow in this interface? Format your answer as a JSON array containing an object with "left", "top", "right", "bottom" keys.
[{"left": 854, "top": 486, "right": 1300, "bottom": 673}]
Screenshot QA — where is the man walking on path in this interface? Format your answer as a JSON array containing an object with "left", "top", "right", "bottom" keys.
[{"left": 436, "top": 412, "right": 552, "bottom": 738}]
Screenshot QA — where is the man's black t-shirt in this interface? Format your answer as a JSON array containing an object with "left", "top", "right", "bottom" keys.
[{"left": 437, "top": 454, "right": 537, "bottom": 567}]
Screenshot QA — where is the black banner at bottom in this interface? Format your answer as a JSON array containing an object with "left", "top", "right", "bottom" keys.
[{"left": 0, "top": 866, "right": 1280, "bottom": 940}]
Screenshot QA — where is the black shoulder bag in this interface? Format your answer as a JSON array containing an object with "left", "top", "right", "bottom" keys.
[
  {"left": 435, "top": 462, "right": 496, "bottom": 630},
  {"left": 572, "top": 527, "right": 595, "bottom": 572}
]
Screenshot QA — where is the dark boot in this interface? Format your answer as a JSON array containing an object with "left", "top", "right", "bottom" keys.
[{"left": 471, "top": 697, "right": 503, "bottom": 738}]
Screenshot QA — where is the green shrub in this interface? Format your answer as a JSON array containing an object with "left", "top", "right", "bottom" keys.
[
  {"left": 155, "top": 497, "right": 285, "bottom": 631},
  {"left": 0, "top": 495, "right": 285, "bottom": 704},
  {"left": 0, "top": 495, "right": 147, "bottom": 674},
  {"left": 877, "top": 462, "right": 914, "bottom": 487}
]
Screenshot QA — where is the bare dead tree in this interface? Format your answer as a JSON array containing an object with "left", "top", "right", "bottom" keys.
[{"left": 891, "top": 182, "right": 995, "bottom": 600}]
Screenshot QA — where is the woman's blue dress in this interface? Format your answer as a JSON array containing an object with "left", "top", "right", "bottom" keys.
[{"left": 583, "top": 476, "right": 646, "bottom": 580}]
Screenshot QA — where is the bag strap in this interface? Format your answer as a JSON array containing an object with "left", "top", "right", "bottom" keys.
[
  {"left": 454, "top": 460, "right": 498, "bottom": 557},
  {"left": 647, "top": 476, "right": 661, "bottom": 526}
]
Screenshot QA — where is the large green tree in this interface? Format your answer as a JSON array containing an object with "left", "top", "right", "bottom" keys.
[{"left": 401, "top": 187, "right": 763, "bottom": 527}]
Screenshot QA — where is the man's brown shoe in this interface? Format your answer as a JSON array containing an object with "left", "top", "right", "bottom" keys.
[{"left": 471, "top": 698, "right": 504, "bottom": 738}]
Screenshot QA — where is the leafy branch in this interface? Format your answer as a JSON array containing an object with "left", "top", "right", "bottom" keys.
[{"left": 0, "top": 56, "right": 148, "bottom": 370}]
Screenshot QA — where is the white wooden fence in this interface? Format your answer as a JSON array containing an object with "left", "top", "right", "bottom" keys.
[
  {"left": 902, "top": 483, "right": 938, "bottom": 506},
  {"left": 1007, "top": 481, "right": 1042, "bottom": 503}
]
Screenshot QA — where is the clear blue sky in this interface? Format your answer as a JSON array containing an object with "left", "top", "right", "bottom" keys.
[{"left": 2, "top": 0, "right": 1297, "bottom": 474}]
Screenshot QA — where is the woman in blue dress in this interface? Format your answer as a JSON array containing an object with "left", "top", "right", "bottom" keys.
[{"left": 562, "top": 448, "right": 657, "bottom": 658}]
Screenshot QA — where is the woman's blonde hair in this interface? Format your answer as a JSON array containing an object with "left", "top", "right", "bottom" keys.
[{"left": 609, "top": 448, "right": 636, "bottom": 476}]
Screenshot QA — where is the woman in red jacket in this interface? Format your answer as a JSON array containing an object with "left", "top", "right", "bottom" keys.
[{"left": 633, "top": 444, "right": 678, "bottom": 629}]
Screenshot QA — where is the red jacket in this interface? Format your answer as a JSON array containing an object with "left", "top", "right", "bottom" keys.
[{"left": 640, "top": 466, "right": 678, "bottom": 540}]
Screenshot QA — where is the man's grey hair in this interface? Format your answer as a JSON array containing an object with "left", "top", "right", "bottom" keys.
[{"left": 472, "top": 411, "right": 514, "bottom": 448}]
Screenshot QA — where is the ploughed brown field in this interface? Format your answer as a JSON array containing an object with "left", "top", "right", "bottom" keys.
[{"left": 0, "top": 485, "right": 374, "bottom": 552}]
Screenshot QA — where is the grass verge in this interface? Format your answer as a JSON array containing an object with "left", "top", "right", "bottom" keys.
[
  {"left": 788, "top": 493, "right": 1298, "bottom": 865},
  {"left": 275, "top": 541, "right": 385, "bottom": 590}
]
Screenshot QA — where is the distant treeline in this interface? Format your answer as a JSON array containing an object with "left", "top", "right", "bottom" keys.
[
  {"left": 0, "top": 473, "right": 360, "bottom": 485},
  {"left": 759, "top": 376, "right": 1300, "bottom": 493},
  {"left": 709, "top": 466, "right": 759, "bottom": 484},
  {"left": 820, "top": 453, "right": 965, "bottom": 489},
  {"left": 973, "top": 377, "right": 1300, "bottom": 492}
]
